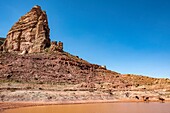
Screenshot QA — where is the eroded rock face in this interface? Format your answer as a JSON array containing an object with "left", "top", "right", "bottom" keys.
[
  {"left": 49, "top": 41, "right": 63, "bottom": 52},
  {"left": 2, "top": 5, "right": 51, "bottom": 53}
]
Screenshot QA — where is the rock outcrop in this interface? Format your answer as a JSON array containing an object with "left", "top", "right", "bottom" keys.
[
  {"left": 49, "top": 41, "right": 63, "bottom": 52},
  {"left": 1, "top": 5, "right": 51, "bottom": 53},
  {"left": 0, "top": 38, "right": 5, "bottom": 46}
]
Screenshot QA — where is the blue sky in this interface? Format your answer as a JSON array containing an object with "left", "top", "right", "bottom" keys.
[{"left": 0, "top": 0, "right": 170, "bottom": 78}]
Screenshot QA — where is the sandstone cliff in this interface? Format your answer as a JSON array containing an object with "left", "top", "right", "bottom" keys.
[{"left": 1, "top": 5, "right": 51, "bottom": 53}]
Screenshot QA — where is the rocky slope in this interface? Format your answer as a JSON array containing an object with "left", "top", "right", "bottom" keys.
[
  {"left": 0, "top": 51, "right": 119, "bottom": 85},
  {"left": 0, "top": 51, "right": 170, "bottom": 88}
]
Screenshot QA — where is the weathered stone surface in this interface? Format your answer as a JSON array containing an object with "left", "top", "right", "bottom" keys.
[
  {"left": 0, "top": 52, "right": 120, "bottom": 84},
  {"left": 49, "top": 41, "right": 63, "bottom": 52},
  {"left": 2, "top": 5, "right": 50, "bottom": 53}
]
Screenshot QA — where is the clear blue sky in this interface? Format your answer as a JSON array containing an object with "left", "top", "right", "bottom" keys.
[{"left": 0, "top": 0, "right": 170, "bottom": 78}]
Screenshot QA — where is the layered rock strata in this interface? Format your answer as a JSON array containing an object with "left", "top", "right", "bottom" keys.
[{"left": 1, "top": 5, "right": 51, "bottom": 53}]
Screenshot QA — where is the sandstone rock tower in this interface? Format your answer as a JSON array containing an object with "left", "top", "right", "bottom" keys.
[{"left": 2, "top": 5, "right": 51, "bottom": 53}]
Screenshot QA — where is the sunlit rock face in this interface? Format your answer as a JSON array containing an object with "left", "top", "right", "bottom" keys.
[{"left": 2, "top": 5, "right": 51, "bottom": 53}]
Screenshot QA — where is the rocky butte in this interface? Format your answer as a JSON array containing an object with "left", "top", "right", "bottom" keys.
[
  {"left": 1, "top": 5, "right": 62, "bottom": 53},
  {"left": 0, "top": 5, "right": 170, "bottom": 105}
]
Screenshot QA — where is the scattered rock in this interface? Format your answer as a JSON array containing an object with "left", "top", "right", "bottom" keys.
[
  {"left": 158, "top": 97, "right": 165, "bottom": 103},
  {"left": 19, "top": 50, "right": 28, "bottom": 55},
  {"left": 4, "top": 74, "right": 13, "bottom": 79}
]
